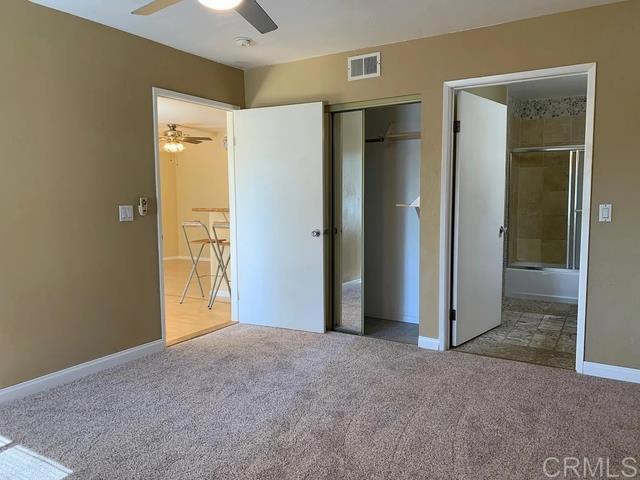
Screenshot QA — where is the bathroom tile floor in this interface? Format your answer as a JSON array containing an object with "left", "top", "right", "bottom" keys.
[{"left": 454, "top": 299, "right": 578, "bottom": 370}]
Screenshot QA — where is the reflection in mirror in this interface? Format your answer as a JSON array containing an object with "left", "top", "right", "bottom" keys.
[{"left": 333, "top": 110, "right": 364, "bottom": 334}]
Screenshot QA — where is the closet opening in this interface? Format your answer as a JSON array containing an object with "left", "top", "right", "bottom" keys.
[{"left": 331, "top": 101, "right": 421, "bottom": 345}]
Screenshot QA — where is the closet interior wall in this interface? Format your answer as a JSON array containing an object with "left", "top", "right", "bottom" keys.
[{"left": 364, "top": 103, "right": 421, "bottom": 324}]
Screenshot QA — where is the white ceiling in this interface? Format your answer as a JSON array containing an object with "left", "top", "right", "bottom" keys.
[
  {"left": 30, "top": 0, "right": 621, "bottom": 69},
  {"left": 508, "top": 75, "right": 588, "bottom": 100},
  {"left": 157, "top": 97, "right": 227, "bottom": 131}
]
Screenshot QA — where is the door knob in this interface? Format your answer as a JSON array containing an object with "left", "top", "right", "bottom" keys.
[{"left": 311, "top": 229, "right": 321, "bottom": 237}]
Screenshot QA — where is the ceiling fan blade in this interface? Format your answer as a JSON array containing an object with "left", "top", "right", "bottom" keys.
[
  {"left": 132, "top": 0, "right": 183, "bottom": 15},
  {"left": 234, "top": 0, "right": 278, "bottom": 34},
  {"left": 185, "top": 137, "right": 213, "bottom": 141},
  {"left": 182, "top": 138, "right": 203, "bottom": 144}
]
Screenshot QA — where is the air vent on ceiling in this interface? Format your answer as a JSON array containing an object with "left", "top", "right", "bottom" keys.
[{"left": 348, "top": 52, "right": 381, "bottom": 81}]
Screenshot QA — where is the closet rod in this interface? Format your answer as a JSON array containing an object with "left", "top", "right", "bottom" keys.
[{"left": 365, "top": 131, "right": 421, "bottom": 143}]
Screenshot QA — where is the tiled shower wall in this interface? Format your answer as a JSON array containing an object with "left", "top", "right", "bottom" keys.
[
  {"left": 508, "top": 96, "right": 586, "bottom": 266},
  {"left": 510, "top": 96, "right": 586, "bottom": 148}
]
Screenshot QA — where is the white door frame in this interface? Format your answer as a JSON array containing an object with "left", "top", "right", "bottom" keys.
[
  {"left": 438, "top": 63, "right": 596, "bottom": 374},
  {"left": 151, "top": 87, "right": 241, "bottom": 344}
]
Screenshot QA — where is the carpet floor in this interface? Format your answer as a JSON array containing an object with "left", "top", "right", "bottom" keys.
[{"left": 1, "top": 324, "right": 639, "bottom": 479}]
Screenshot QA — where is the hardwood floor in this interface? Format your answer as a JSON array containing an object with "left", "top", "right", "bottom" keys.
[{"left": 163, "top": 259, "right": 234, "bottom": 346}]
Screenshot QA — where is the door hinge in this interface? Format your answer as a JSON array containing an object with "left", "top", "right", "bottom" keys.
[
  {"left": 454, "top": 120, "right": 461, "bottom": 134},
  {"left": 450, "top": 309, "right": 457, "bottom": 323}
]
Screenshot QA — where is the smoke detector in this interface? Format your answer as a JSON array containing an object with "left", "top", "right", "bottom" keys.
[{"left": 235, "top": 37, "right": 253, "bottom": 47}]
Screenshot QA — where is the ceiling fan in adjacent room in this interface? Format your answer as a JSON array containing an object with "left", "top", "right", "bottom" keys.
[
  {"left": 160, "top": 124, "right": 212, "bottom": 153},
  {"left": 132, "top": 0, "right": 278, "bottom": 34}
]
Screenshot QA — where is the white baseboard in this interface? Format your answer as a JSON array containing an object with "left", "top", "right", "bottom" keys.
[
  {"left": 582, "top": 361, "right": 640, "bottom": 384},
  {"left": 0, "top": 340, "right": 165, "bottom": 404},
  {"left": 418, "top": 336, "right": 441, "bottom": 351}
]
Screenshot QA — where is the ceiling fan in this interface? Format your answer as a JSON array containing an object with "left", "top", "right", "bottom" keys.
[
  {"left": 160, "top": 124, "right": 212, "bottom": 153},
  {"left": 132, "top": 0, "right": 278, "bottom": 34}
]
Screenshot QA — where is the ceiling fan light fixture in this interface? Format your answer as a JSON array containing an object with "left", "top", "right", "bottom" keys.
[
  {"left": 197, "top": 0, "right": 243, "bottom": 11},
  {"left": 164, "top": 141, "right": 185, "bottom": 153}
]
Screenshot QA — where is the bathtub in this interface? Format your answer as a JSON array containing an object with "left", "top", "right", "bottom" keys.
[{"left": 504, "top": 264, "right": 579, "bottom": 304}]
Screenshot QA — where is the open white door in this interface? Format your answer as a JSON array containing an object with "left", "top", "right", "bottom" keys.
[
  {"left": 452, "top": 92, "right": 507, "bottom": 346},
  {"left": 231, "top": 102, "right": 325, "bottom": 333}
]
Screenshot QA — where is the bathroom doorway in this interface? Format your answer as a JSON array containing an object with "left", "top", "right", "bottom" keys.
[{"left": 440, "top": 65, "right": 595, "bottom": 371}]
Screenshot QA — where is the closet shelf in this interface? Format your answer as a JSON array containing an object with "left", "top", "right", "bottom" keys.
[
  {"left": 396, "top": 196, "right": 420, "bottom": 209},
  {"left": 366, "top": 131, "right": 421, "bottom": 143},
  {"left": 366, "top": 122, "right": 421, "bottom": 143}
]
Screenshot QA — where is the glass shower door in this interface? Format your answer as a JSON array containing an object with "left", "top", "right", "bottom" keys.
[
  {"left": 508, "top": 146, "right": 584, "bottom": 270},
  {"left": 332, "top": 110, "right": 365, "bottom": 334}
]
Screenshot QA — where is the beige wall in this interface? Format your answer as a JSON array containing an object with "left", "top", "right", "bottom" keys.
[
  {"left": 160, "top": 127, "right": 230, "bottom": 260},
  {"left": 0, "top": 0, "right": 244, "bottom": 388},
  {"left": 245, "top": 0, "right": 640, "bottom": 369}
]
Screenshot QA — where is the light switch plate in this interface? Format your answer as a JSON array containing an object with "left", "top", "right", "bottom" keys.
[
  {"left": 598, "top": 203, "right": 612, "bottom": 223},
  {"left": 119, "top": 205, "right": 134, "bottom": 222}
]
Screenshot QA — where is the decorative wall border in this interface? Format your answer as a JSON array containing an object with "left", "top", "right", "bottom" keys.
[{"left": 510, "top": 96, "right": 586, "bottom": 120}]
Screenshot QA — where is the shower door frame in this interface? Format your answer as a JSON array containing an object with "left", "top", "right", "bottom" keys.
[
  {"left": 438, "top": 63, "right": 596, "bottom": 375},
  {"left": 508, "top": 145, "right": 585, "bottom": 271}
]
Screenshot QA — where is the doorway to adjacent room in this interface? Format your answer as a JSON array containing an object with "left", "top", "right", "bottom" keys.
[
  {"left": 154, "top": 90, "right": 238, "bottom": 346},
  {"left": 439, "top": 64, "right": 596, "bottom": 371}
]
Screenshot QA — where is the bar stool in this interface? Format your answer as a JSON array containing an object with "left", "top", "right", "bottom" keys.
[
  {"left": 208, "top": 220, "right": 231, "bottom": 309},
  {"left": 180, "top": 221, "right": 228, "bottom": 305}
]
